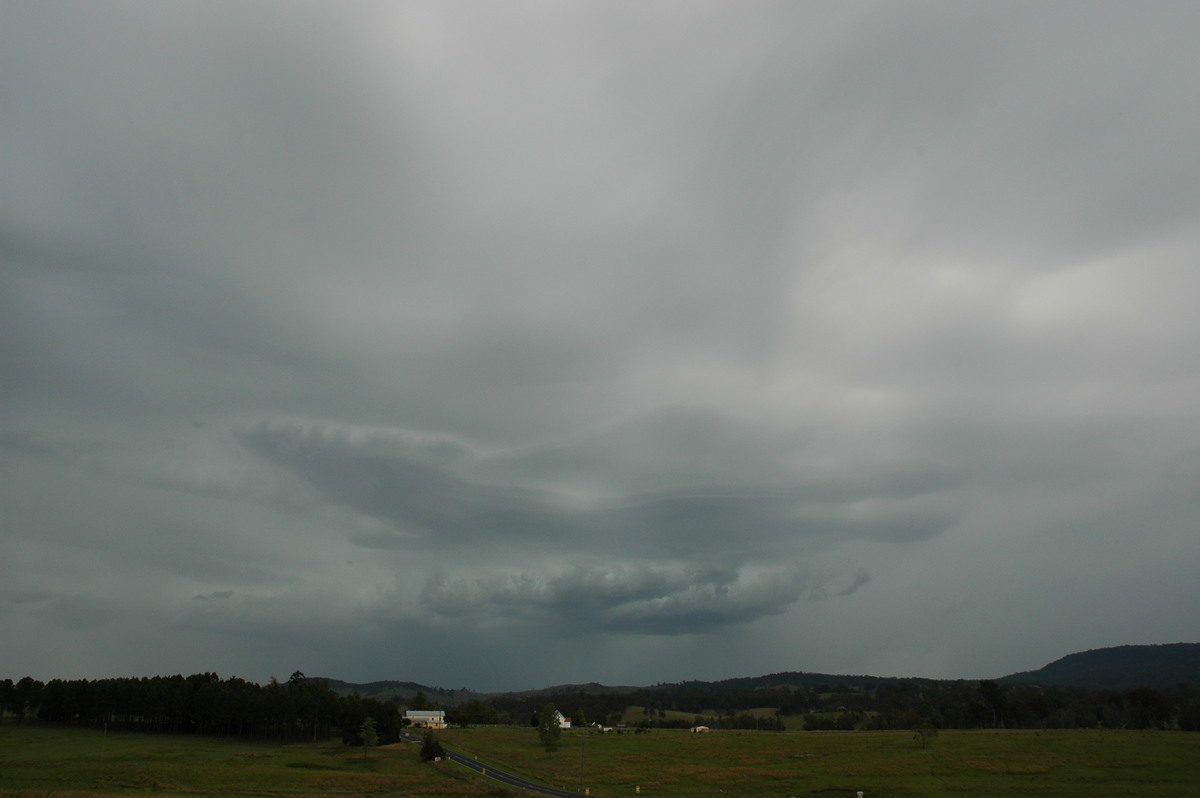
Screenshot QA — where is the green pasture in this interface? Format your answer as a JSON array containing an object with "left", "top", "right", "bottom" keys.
[
  {"left": 2, "top": 722, "right": 1199, "bottom": 797},
  {"left": 441, "top": 725, "right": 1200, "bottom": 797},
  {"left": 0, "top": 724, "right": 491, "bottom": 798}
]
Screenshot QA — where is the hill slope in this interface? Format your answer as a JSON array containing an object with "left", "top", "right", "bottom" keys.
[{"left": 999, "top": 643, "right": 1200, "bottom": 690}]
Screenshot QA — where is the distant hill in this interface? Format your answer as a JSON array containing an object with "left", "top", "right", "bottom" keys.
[
  {"left": 680, "top": 671, "right": 943, "bottom": 693},
  {"left": 315, "top": 678, "right": 472, "bottom": 705},
  {"left": 504, "top": 681, "right": 641, "bottom": 699},
  {"left": 318, "top": 642, "right": 1200, "bottom": 707},
  {"left": 314, "top": 678, "right": 645, "bottom": 707},
  {"left": 315, "top": 672, "right": 937, "bottom": 707},
  {"left": 999, "top": 643, "right": 1200, "bottom": 691}
]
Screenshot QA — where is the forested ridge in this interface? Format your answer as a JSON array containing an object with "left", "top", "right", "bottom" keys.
[{"left": 1000, "top": 643, "right": 1200, "bottom": 690}]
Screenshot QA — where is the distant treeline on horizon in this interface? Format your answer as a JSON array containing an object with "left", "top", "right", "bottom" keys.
[{"left": 4, "top": 663, "right": 1200, "bottom": 737}]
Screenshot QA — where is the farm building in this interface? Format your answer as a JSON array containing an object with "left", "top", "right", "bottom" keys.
[{"left": 405, "top": 709, "right": 446, "bottom": 729}]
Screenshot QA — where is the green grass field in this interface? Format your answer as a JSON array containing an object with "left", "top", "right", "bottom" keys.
[
  {"left": 0, "top": 724, "right": 495, "bottom": 798},
  {"left": 2, "top": 722, "right": 1198, "bottom": 797},
  {"left": 440, "top": 725, "right": 1200, "bottom": 797}
]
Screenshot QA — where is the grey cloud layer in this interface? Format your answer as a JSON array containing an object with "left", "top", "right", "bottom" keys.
[
  {"left": 4, "top": 1, "right": 1200, "bottom": 688},
  {"left": 233, "top": 413, "right": 959, "bottom": 635},
  {"left": 237, "top": 415, "right": 961, "bottom": 558}
]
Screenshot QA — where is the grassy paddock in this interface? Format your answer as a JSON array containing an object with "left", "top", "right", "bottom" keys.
[
  {"left": 2, "top": 723, "right": 1198, "bottom": 797},
  {"left": 441, "top": 725, "right": 1200, "bottom": 797},
  {"left": 0, "top": 724, "right": 502, "bottom": 798}
]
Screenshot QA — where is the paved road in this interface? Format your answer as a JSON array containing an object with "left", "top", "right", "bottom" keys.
[{"left": 401, "top": 732, "right": 591, "bottom": 797}]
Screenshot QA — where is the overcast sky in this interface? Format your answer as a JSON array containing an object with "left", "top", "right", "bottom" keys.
[{"left": 3, "top": 1, "right": 1199, "bottom": 692}]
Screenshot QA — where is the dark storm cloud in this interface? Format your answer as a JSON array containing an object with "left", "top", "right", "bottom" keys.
[
  {"left": 230, "top": 411, "right": 959, "bottom": 636},
  {"left": 236, "top": 415, "right": 961, "bottom": 560},
  {"left": 417, "top": 562, "right": 806, "bottom": 636},
  {"left": 235, "top": 421, "right": 571, "bottom": 545}
]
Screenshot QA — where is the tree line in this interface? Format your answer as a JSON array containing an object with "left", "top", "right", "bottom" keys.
[
  {"left": 487, "top": 678, "right": 1200, "bottom": 732},
  {"left": 0, "top": 672, "right": 404, "bottom": 744},
  {"left": 5, "top": 672, "right": 1199, "bottom": 739}
]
